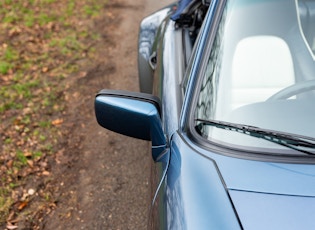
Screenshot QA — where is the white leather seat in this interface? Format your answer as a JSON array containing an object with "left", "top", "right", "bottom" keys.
[{"left": 231, "top": 36, "right": 295, "bottom": 109}]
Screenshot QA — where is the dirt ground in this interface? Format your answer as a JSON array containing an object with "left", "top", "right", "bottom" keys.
[{"left": 40, "top": 0, "right": 170, "bottom": 229}]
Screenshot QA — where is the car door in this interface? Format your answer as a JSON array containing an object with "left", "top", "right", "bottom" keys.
[
  {"left": 148, "top": 11, "right": 186, "bottom": 228},
  {"left": 146, "top": 2, "right": 211, "bottom": 228}
]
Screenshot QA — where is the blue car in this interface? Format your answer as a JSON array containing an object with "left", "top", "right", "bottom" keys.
[{"left": 95, "top": 0, "right": 315, "bottom": 229}]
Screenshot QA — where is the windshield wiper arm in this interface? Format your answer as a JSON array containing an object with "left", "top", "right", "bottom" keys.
[{"left": 195, "top": 118, "right": 315, "bottom": 156}]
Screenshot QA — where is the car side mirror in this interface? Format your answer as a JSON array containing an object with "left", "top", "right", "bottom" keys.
[{"left": 95, "top": 89, "right": 167, "bottom": 160}]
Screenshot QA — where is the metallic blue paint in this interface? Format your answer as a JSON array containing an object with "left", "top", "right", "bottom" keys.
[
  {"left": 162, "top": 133, "right": 241, "bottom": 229},
  {"left": 230, "top": 190, "right": 315, "bottom": 230},
  {"left": 180, "top": 132, "right": 315, "bottom": 229},
  {"left": 138, "top": 6, "right": 174, "bottom": 93},
  {"left": 159, "top": 20, "right": 183, "bottom": 137},
  {"left": 95, "top": 93, "right": 166, "bottom": 160},
  {"left": 181, "top": 135, "right": 315, "bottom": 196}
]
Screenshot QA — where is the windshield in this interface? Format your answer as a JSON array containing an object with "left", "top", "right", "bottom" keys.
[{"left": 194, "top": 0, "right": 315, "bottom": 154}]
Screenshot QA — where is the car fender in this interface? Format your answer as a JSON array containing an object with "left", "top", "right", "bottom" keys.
[{"left": 138, "top": 4, "right": 176, "bottom": 93}]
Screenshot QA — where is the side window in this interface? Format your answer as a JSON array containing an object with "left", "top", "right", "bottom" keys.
[{"left": 178, "top": 1, "right": 211, "bottom": 94}]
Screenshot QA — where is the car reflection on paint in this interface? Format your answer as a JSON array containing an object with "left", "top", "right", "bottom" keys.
[{"left": 95, "top": 0, "right": 315, "bottom": 229}]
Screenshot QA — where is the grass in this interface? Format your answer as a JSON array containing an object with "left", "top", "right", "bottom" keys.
[
  {"left": 16, "top": 150, "right": 28, "bottom": 166},
  {"left": 0, "top": 188, "right": 13, "bottom": 224},
  {"left": 0, "top": 0, "right": 106, "bottom": 226},
  {"left": 0, "top": 61, "right": 11, "bottom": 75}
]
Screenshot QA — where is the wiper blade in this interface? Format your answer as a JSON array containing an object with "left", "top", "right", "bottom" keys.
[{"left": 195, "top": 118, "right": 315, "bottom": 156}]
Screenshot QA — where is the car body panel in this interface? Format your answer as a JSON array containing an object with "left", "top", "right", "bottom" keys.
[
  {"left": 230, "top": 190, "right": 315, "bottom": 230},
  {"left": 153, "top": 19, "right": 184, "bottom": 139},
  {"left": 182, "top": 136, "right": 315, "bottom": 197},
  {"left": 138, "top": 5, "right": 175, "bottom": 93},
  {"left": 218, "top": 156, "right": 315, "bottom": 197},
  {"left": 174, "top": 132, "right": 315, "bottom": 229},
  {"left": 147, "top": 8, "right": 186, "bottom": 228},
  {"left": 152, "top": 132, "right": 242, "bottom": 230}
]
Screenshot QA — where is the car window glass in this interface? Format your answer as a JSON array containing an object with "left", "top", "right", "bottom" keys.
[
  {"left": 180, "top": 2, "right": 212, "bottom": 95},
  {"left": 194, "top": 0, "right": 315, "bottom": 154}
]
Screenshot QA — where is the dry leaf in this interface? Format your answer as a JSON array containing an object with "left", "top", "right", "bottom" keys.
[
  {"left": 6, "top": 224, "right": 18, "bottom": 230},
  {"left": 42, "top": 67, "right": 49, "bottom": 73},
  {"left": 24, "top": 152, "right": 32, "bottom": 157},
  {"left": 52, "top": 119, "right": 63, "bottom": 126},
  {"left": 18, "top": 201, "right": 28, "bottom": 211},
  {"left": 7, "top": 211, "right": 15, "bottom": 222},
  {"left": 42, "top": 171, "right": 50, "bottom": 176},
  {"left": 27, "top": 160, "right": 34, "bottom": 167},
  {"left": 6, "top": 160, "right": 13, "bottom": 168}
]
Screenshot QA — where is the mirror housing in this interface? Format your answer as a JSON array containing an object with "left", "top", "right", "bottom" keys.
[{"left": 95, "top": 89, "right": 166, "bottom": 160}]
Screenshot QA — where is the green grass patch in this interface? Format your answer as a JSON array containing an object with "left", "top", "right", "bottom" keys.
[
  {"left": 38, "top": 13, "right": 56, "bottom": 26},
  {"left": 4, "top": 138, "right": 12, "bottom": 144},
  {"left": 39, "top": 121, "right": 51, "bottom": 128},
  {"left": 0, "top": 0, "right": 106, "bottom": 226},
  {"left": 0, "top": 188, "right": 13, "bottom": 223},
  {"left": 33, "top": 151, "right": 43, "bottom": 159},
  {"left": 16, "top": 150, "right": 28, "bottom": 166},
  {"left": 4, "top": 46, "right": 18, "bottom": 61},
  {"left": 66, "top": 1, "right": 76, "bottom": 16},
  {"left": 0, "top": 61, "right": 11, "bottom": 75},
  {"left": 24, "top": 12, "right": 35, "bottom": 27},
  {"left": 43, "top": 0, "right": 56, "bottom": 4}
]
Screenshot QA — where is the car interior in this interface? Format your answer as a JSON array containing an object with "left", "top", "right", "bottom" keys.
[
  {"left": 225, "top": 0, "right": 315, "bottom": 139},
  {"left": 197, "top": 0, "right": 315, "bottom": 147},
  {"left": 218, "top": 0, "right": 315, "bottom": 107}
]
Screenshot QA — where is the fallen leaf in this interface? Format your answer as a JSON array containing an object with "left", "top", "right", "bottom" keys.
[
  {"left": 6, "top": 211, "right": 15, "bottom": 222},
  {"left": 27, "top": 160, "right": 34, "bottom": 167},
  {"left": 42, "top": 67, "right": 49, "bottom": 73},
  {"left": 52, "top": 119, "right": 63, "bottom": 126},
  {"left": 6, "top": 160, "right": 13, "bottom": 168},
  {"left": 6, "top": 224, "right": 18, "bottom": 230},
  {"left": 42, "top": 171, "right": 50, "bottom": 176},
  {"left": 18, "top": 201, "right": 28, "bottom": 211},
  {"left": 66, "top": 212, "right": 71, "bottom": 218},
  {"left": 23, "top": 152, "right": 32, "bottom": 157}
]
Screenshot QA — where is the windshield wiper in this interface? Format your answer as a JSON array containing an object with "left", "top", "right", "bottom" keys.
[{"left": 195, "top": 118, "right": 315, "bottom": 156}]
